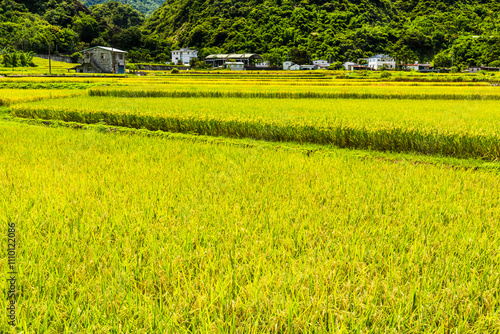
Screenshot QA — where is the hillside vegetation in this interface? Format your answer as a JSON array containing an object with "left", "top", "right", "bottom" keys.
[
  {"left": 1, "top": 0, "right": 500, "bottom": 67},
  {"left": 143, "top": 0, "right": 500, "bottom": 67},
  {"left": 82, "top": 0, "right": 165, "bottom": 16}
]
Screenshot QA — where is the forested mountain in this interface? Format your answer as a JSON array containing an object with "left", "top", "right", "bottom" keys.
[
  {"left": 0, "top": 0, "right": 114, "bottom": 54},
  {"left": 81, "top": 0, "right": 165, "bottom": 16},
  {"left": 1, "top": 0, "right": 500, "bottom": 67},
  {"left": 143, "top": 0, "right": 500, "bottom": 67},
  {"left": 0, "top": 0, "right": 150, "bottom": 55},
  {"left": 88, "top": 1, "right": 144, "bottom": 29}
]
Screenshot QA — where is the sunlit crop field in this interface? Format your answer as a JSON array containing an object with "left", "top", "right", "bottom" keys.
[
  {"left": 2, "top": 73, "right": 500, "bottom": 332},
  {"left": 12, "top": 95, "right": 500, "bottom": 160},
  {"left": 1, "top": 122, "right": 500, "bottom": 333},
  {"left": 89, "top": 81, "right": 500, "bottom": 100},
  {"left": 0, "top": 89, "right": 85, "bottom": 105}
]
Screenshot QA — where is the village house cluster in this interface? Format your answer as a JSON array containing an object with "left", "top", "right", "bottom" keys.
[{"left": 70, "top": 45, "right": 500, "bottom": 74}]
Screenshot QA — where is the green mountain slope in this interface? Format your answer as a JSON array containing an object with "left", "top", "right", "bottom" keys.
[
  {"left": 0, "top": 0, "right": 103, "bottom": 54},
  {"left": 88, "top": 1, "right": 145, "bottom": 29},
  {"left": 81, "top": 0, "right": 165, "bottom": 16},
  {"left": 0, "top": 0, "right": 148, "bottom": 55},
  {"left": 143, "top": 0, "right": 500, "bottom": 67}
]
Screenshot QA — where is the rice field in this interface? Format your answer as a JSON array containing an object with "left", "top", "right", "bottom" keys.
[
  {"left": 0, "top": 89, "right": 86, "bottom": 106},
  {"left": 11, "top": 96, "right": 500, "bottom": 160},
  {"left": 2, "top": 73, "right": 500, "bottom": 332}
]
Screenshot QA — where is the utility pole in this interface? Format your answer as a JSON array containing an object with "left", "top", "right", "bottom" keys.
[
  {"left": 111, "top": 45, "right": 114, "bottom": 74},
  {"left": 48, "top": 40, "right": 52, "bottom": 75}
]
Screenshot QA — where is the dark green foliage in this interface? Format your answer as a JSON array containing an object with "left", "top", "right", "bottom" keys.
[
  {"left": 71, "top": 52, "right": 83, "bottom": 62},
  {"left": 115, "top": 26, "right": 143, "bottom": 50},
  {"left": 143, "top": 0, "right": 500, "bottom": 66},
  {"left": 433, "top": 51, "right": 453, "bottom": 68},
  {"left": 0, "top": 0, "right": 106, "bottom": 54},
  {"left": 73, "top": 14, "right": 100, "bottom": 43},
  {"left": 2, "top": 0, "right": 500, "bottom": 67},
  {"left": 1, "top": 50, "right": 35, "bottom": 67},
  {"left": 328, "top": 61, "right": 343, "bottom": 70},
  {"left": 88, "top": 1, "right": 144, "bottom": 29},
  {"left": 81, "top": 0, "right": 164, "bottom": 16},
  {"left": 289, "top": 48, "right": 310, "bottom": 65},
  {"left": 380, "top": 71, "right": 392, "bottom": 78}
]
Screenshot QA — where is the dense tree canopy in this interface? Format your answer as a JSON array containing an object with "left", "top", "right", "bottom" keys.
[
  {"left": 1, "top": 0, "right": 500, "bottom": 67},
  {"left": 143, "top": 0, "right": 500, "bottom": 67},
  {"left": 82, "top": 0, "right": 164, "bottom": 16},
  {"left": 88, "top": 1, "right": 145, "bottom": 29}
]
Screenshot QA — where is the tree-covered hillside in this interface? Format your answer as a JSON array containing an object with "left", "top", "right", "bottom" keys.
[
  {"left": 0, "top": 0, "right": 114, "bottom": 53},
  {"left": 0, "top": 0, "right": 149, "bottom": 56},
  {"left": 1, "top": 0, "right": 500, "bottom": 67},
  {"left": 143, "top": 0, "right": 500, "bottom": 67},
  {"left": 88, "top": 1, "right": 145, "bottom": 29},
  {"left": 81, "top": 0, "right": 165, "bottom": 16}
]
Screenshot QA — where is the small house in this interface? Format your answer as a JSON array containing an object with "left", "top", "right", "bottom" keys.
[
  {"left": 367, "top": 54, "right": 395, "bottom": 70},
  {"left": 313, "top": 60, "right": 330, "bottom": 69},
  {"left": 469, "top": 65, "right": 500, "bottom": 73},
  {"left": 283, "top": 61, "right": 301, "bottom": 70},
  {"left": 205, "top": 54, "right": 263, "bottom": 68},
  {"left": 171, "top": 47, "right": 198, "bottom": 65},
  {"left": 225, "top": 61, "right": 245, "bottom": 70},
  {"left": 74, "top": 46, "right": 127, "bottom": 74},
  {"left": 406, "top": 63, "right": 432, "bottom": 72},
  {"left": 300, "top": 65, "right": 317, "bottom": 70},
  {"left": 343, "top": 62, "right": 357, "bottom": 70},
  {"left": 283, "top": 61, "right": 294, "bottom": 70}
]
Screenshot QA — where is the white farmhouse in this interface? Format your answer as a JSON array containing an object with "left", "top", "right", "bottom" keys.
[
  {"left": 283, "top": 61, "right": 301, "bottom": 70},
  {"left": 283, "top": 61, "right": 294, "bottom": 70},
  {"left": 312, "top": 60, "right": 330, "bottom": 69},
  {"left": 367, "top": 54, "right": 395, "bottom": 70},
  {"left": 171, "top": 47, "right": 198, "bottom": 65},
  {"left": 343, "top": 62, "right": 356, "bottom": 70}
]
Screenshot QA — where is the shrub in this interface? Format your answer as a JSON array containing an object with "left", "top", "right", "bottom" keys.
[
  {"left": 71, "top": 52, "right": 83, "bottom": 63},
  {"left": 327, "top": 61, "right": 343, "bottom": 70},
  {"left": 171, "top": 68, "right": 179, "bottom": 74},
  {"left": 488, "top": 60, "right": 500, "bottom": 68},
  {"left": 380, "top": 71, "right": 392, "bottom": 78}
]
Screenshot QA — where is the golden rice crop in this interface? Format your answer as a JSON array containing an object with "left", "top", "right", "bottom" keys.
[
  {"left": 11, "top": 96, "right": 500, "bottom": 160},
  {"left": 0, "top": 89, "right": 86, "bottom": 106},
  {"left": 1, "top": 121, "right": 500, "bottom": 332}
]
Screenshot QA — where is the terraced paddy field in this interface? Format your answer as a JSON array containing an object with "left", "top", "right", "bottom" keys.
[
  {"left": 12, "top": 96, "right": 500, "bottom": 160},
  {"left": 0, "top": 89, "right": 86, "bottom": 106},
  {"left": 1, "top": 73, "right": 500, "bottom": 332}
]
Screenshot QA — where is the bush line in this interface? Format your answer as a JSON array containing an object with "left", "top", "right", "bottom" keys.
[
  {"left": 89, "top": 89, "right": 500, "bottom": 101},
  {"left": 11, "top": 106, "right": 500, "bottom": 160}
]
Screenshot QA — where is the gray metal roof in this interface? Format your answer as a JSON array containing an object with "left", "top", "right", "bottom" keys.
[
  {"left": 205, "top": 53, "right": 262, "bottom": 59},
  {"left": 80, "top": 46, "right": 127, "bottom": 53}
]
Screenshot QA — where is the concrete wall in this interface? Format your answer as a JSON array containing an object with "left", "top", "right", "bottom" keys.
[{"left": 36, "top": 54, "right": 75, "bottom": 63}]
